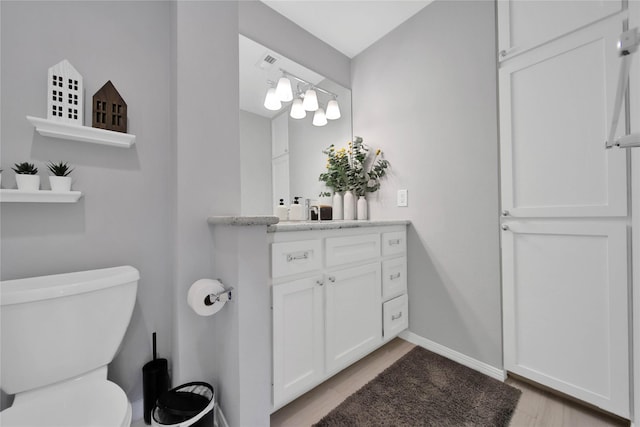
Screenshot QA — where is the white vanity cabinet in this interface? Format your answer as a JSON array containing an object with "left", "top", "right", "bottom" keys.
[
  {"left": 269, "top": 222, "right": 408, "bottom": 410},
  {"left": 325, "top": 262, "right": 382, "bottom": 374}
]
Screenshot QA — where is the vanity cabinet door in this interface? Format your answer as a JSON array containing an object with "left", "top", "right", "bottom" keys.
[
  {"left": 325, "top": 263, "right": 382, "bottom": 374},
  {"left": 272, "top": 275, "right": 324, "bottom": 408}
]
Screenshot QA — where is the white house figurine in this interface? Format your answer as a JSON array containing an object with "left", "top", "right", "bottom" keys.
[{"left": 47, "top": 59, "right": 83, "bottom": 125}]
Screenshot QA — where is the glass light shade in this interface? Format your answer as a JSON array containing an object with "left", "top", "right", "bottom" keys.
[
  {"left": 302, "top": 89, "right": 319, "bottom": 111},
  {"left": 326, "top": 99, "right": 341, "bottom": 120},
  {"left": 264, "top": 87, "right": 282, "bottom": 111},
  {"left": 312, "top": 107, "right": 327, "bottom": 126},
  {"left": 290, "top": 98, "right": 306, "bottom": 119},
  {"left": 276, "top": 77, "right": 293, "bottom": 102}
]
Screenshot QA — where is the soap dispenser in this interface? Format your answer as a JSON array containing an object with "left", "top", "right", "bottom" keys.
[
  {"left": 275, "top": 199, "right": 288, "bottom": 221},
  {"left": 289, "top": 197, "right": 304, "bottom": 221}
]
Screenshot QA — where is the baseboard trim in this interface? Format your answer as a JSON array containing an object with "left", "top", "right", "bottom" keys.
[
  {"left": 399, "top": 330, "right": 506, "bottom": 382},
  {"left": 216, "top": 405, "right": 229, "bottom": 427}
]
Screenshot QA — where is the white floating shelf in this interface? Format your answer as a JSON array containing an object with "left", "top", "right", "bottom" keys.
[
  {"left": 26, "top": 116, "right": 135, "bottom": 148},
  {"left": 0, "top": 189, "right": 83, "bottom": 203}
]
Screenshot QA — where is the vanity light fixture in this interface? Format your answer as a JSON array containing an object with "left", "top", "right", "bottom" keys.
[
  {"left": 325, "top": 98, "right": 341, "bottom": 120},
  {"left": 275, "top": 74, "right": 293, "bottom": 102},
  {"left": 263, "top": 69, "right": 340, "bottom": 124},
  {"left": 264, "top": 83, "right": 282, "bottom": 111},
  {"left": 302, "top": 88, "right": 319, "bottom": 111},
  {"left": 290, "top": 98, "right": 306, "bottom": 119},
  {"left": 312, "top": 107, "right": 328, "bottom": 127}
]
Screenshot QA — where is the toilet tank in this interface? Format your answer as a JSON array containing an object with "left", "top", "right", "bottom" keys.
[{"left": 0, "top": 266, "right": 139, "bottom": 395}]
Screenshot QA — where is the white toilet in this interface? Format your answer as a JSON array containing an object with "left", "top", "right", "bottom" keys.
[{"left": 0, "top": 265, "right": 139, "bottom": 426}]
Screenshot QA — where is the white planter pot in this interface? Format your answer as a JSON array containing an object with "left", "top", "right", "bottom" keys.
[
  {"left": 343, "top": 190, "right": 355, "bottom": 220},
  {"left": 49, "top": 176, "right": 72, "bottom": 192},
  {"left": 357, "top": 196, "right": 368, "bottom": 220},
  {"left": 332, "top": 192, "right": 343, "bottom": 220},
  {"left": 16, "top": 174, "right": 40, "bottom": 191}
]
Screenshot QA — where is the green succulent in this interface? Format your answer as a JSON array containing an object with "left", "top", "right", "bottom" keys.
[
  {"left": 12, "top": 162, "right": 38, "bottom": 175},
  {"left": 47, "top": 161, "right": 73, "bottom": 177}
]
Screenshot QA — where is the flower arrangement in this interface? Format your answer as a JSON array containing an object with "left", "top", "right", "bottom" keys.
[
  {"left": 319, "top": 144, "right": 350, "bottom": 193},
  {"left": 319, "top": 136, "right": 390, "bottom": 196}
]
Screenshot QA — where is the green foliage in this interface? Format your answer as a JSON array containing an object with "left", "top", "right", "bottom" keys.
[
  {"left": 319, "top": 136, "right": 390, "bottom": 196},
  {"left": 47, "top": 161, "right": 73, "bottom": 177},
  {"left": 12, "top": 162, "right": 38, "bottom": 175}
]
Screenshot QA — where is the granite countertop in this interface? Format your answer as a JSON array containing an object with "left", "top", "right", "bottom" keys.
[
  {"left": 267, "top": 219, "right": 410, "bottom": 233},
  {"left": 207, "top": 215, "right": 279, "bottom": 226},
  {"left": 207, "top": 216, "right": 409, "bottom": 231}
]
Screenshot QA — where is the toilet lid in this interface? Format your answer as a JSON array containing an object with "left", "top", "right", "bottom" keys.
[{"left": 1, "top": 379, "right": 130, "bottom": 427}]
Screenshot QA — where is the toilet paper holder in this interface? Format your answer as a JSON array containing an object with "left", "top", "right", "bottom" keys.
[{"left": 204, "top": 283, "right": 233, "bottom": 306}]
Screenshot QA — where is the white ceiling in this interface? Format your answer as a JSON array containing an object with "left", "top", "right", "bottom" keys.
[{"left": 261, "top": 0, "right": 434, "bottom": 58}]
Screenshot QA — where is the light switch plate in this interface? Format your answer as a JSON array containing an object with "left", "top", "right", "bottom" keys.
[{"left": 397, "top": 189, "right": 408, "bottom": 207}]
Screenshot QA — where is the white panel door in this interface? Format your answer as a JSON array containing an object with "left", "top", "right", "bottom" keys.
[
  {"left": 498, "top": 0, "right": 622, "bottom": 61},
  {"left": 272, "top": 275, "right": 324, "bottom": 407},
  {"left": 325, "top": 263, "right": 382, "bottom": 374},
  {"left": 499, "top": 17, "right": 627, "bottom": 218},
  {"left": 272, "top": 154, "right": 290, "bottom": 206},
  {"left": 501, "top": 221, "right": 629, "bottom": 416}
]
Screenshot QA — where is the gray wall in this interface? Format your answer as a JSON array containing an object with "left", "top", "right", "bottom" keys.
[
  {"left": 171, "top": 0, "right": 240, "bottom": 402},
  {"left": 240, "top": 110, "right": 272, "bottom": 215},
  {"left": 351, "top": 0, "right": 503, "bottom": 368},
  {"left": 0, "top": 0, "right": 173, "bottom": 407}
]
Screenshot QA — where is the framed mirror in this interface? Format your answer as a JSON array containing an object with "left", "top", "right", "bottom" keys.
[{"left": 239, "top": 34, "right": 353, "bottom": 215}]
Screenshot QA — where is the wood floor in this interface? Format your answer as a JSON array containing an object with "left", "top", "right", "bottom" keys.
[{"left": 270, "top": 338, "right": 629, "bottom": 427}]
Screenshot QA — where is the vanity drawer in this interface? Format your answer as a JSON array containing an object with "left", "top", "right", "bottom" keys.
[
  {"left": 382, "top": 257, "right": 407, "bottom": 300},
  {"left": 382, "top": 294, "right": 409, "bottom": 339},
  {"left": 382, "top": 231, "right": 406, "bottom": 257},
  {"left": 272, "top": 240, "right": 322, "bottom": 278},
  {"left": 383, "top": 294, "right": 408, "bottom": 339},
  {"left": 326, "top": 234, "right": 380, "bottom": 267}
]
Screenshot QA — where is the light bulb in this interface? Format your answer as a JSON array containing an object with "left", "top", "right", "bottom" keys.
[
  {"left": 312, "top": 107, "right": 327, "bottom": 126},
  {"left": 264, "top": 87, "right": 282, "bottom": 111},
  {"left": 290, "top": 98, "right": 306, "bottom": 119},
  {"left": 326, "top": 99, "right": 341, "bottom": 120},
  {"left": 302, "top": 88, "right": 319, "bottom": 111},
  {"left": 276, "top": 76, "right": 293, "bottom": 102}
]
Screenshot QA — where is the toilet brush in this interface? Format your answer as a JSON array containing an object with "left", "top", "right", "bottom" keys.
[{"left": 142, "top": 332, "right": 170, "bottom": 425}]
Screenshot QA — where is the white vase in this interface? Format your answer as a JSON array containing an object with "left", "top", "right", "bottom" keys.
[
  {"left": 49, "top": 176, "right": 72, "bottom": 192},
  {"left": 343, "top": 190, "right": 355, "bottom": 220},
  {"left": 333, "top": 192, "right": 343, "bottom": 220},
  {"left": 357, "top": 196, "right": 368, "bottom": 220},
  {"left": 16, "top": 174, "right": 40, "bottom": 191}
]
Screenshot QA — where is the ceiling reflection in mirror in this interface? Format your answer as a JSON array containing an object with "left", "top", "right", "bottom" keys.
[{"left": 239, "top": 34, "right": 352, "bottom": 216}]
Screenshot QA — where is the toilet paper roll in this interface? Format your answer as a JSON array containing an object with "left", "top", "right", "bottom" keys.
[{"left": 187, "top": 279, "right": 227, "bottom": 316}]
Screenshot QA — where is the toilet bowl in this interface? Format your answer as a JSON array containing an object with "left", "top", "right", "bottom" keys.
[{"left": 0, "top": 266, "right": 139, "bottom": 426}]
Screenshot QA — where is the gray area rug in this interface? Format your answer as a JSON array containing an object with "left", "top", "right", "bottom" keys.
[{"left": 314, "top": 346, "right": 521, "bottom": 426}]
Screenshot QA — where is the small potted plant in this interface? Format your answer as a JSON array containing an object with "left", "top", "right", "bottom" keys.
[
  {"left": 47, "top": 161, "right": 73, "bottom": 192},
  {"left": 12, "top": 162, "right": 40, "bottom": 191}
]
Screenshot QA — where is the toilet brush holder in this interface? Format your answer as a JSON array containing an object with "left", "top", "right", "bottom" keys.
[{"left": 143, "top": 333, "right": 170, "bottom": 425}]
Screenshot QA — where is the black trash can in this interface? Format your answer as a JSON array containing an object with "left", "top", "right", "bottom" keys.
[{"left": 151, "top": 382, "right": 215, "bottom": 427}]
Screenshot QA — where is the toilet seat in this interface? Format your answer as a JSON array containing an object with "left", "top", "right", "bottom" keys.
[{"left": 1, "top": 378, "right": 131, "bottom": 427}]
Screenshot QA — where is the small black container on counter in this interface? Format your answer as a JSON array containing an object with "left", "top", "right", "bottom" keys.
[{"left": 143, "top": 333, "right": 171, "bottom": 424}]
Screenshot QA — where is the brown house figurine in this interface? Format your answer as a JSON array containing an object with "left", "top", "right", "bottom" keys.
[{"left": 92, "top": 80, "right": 127, "bottom": 133}]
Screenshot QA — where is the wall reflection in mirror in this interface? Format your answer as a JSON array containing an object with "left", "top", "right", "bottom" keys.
[{"left": 239, "top": 34, "right": 352, "bottom": 216}]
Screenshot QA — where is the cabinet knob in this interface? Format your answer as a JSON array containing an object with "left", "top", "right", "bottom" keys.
[
  {"left": 316, "top": 280, "right": 324, "bottom": 287},
  {"left": 501, "top": 224, "right": 510, "bottom": 231},
  {"left": 502, "top": 210, "right": 509, "bottom": 216},
  {"left": 328, "top": 276, "right": 336, "bottom": 283}
]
